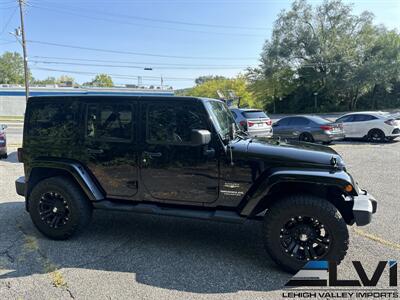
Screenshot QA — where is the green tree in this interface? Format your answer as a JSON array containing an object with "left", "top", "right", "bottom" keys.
[
  {"left": 57, "top": 75, "right": 75, "bottom": 84},
  {"left": 33, "top": 76, "right": 57, "bottom": 85},
  {"left": 90, "top": 74, "right": 114, "bottom": 87},
  {"left": 195, "top": 75, "right": 227, "bottom": 85},
  {"left": 0, "top": 52, "right": 32, "bottom": 84},
  {"left": 248, "top": 0, "right": 400, "bottom": 112},
  {"left": 187, "top": 76, "right": 260, "bottom": 108}
]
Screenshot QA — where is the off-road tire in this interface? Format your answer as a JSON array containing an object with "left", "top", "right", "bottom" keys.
[
  {"left": 367, "top": 129, "right": 385, "bottom": 143},
  {"left": 29, "top": 176, "right": 92, "bottom": 240},
  {"left": 299, "top": 132, "right": 314, "bottom": 143},
  {"left": 263, "top": 194, "right": 349, "bottom": 274}
]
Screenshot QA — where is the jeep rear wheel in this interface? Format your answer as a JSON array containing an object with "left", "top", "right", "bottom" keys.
[
  {"left": 29, "top": 176, "right": 92, "bottom": 240},
  {"left": 263, "top": 195, "right": 349, "bottom": 274}
]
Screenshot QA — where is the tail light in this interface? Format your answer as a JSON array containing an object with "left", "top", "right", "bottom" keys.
[
  {"left": 239, "top": 120, "right": 247, "bottom": 129},
  {"left": 320, "top": 125, "right": 333, "bottom": 131},
  {"left": 384, "top": 119, "right": 396, "bottom": 126},
  {"left": 247, "top": 121, "right": 255, "bottom": 127},
  {"left": 265, "top": 119, "right": 272, "bottom": 126},
  {"left": 17, "top": 147, "right": 23, "bottom": 163}
]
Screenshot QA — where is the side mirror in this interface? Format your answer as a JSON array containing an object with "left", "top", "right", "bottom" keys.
[
  {"left": 191, "top": 129, "right": 211, "bottom": 146},
  {"left": 272, "top": 123, "right": 278, "bottom": 127},
  {"left": 0, "top": 124, "right": 7, "bottom": 130}
]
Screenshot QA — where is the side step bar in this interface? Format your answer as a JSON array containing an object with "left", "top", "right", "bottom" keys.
[{"left": 93, "top": 200, "right": 246, "bottom": 224}]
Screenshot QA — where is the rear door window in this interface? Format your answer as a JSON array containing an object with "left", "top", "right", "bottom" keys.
[
  {"left": 288, "top": 117, "right": 309, "bottom": 126},
  {"left": 27, "top": 101, "right": 79, "bottom": 139},
  {"left": 336, "top": 115, "right": 354, "bottom": 123},
  {"left": 86, "top": 103, "right": 134, "bottom": 141},
  {"left": 352, "top": 114, "right": 377, "bottom": 122},
  {"left": 277, "top": 118, "right": 290, "bottom": 126}
]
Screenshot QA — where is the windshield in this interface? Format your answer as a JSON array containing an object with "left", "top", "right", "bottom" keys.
[{"left": 204, "top": 100, "right": 236, "bottom": 140}]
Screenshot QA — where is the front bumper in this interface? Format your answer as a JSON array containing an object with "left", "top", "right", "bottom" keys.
[
  {"left": 15, "top": 176, "right": 26, "bottom": 197},
  {"left": 352, "top": 189, "right": 377, "bottom": 226}
]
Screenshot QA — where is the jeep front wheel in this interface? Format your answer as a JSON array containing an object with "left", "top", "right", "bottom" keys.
[
  {"left": 29, "top": 176, "right": 93, "bottom": 240},
  {"left": 263, "top": 194, "right": 349, "bottom": 273}
]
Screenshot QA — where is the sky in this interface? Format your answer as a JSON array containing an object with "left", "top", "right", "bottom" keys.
[{"left": 0, "top": 0, "right": 399, "bottom": 89}]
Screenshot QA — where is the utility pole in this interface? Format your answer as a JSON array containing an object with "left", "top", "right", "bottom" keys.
[{"left": 18, "top": 0, "right": 29, "bottom": 101}]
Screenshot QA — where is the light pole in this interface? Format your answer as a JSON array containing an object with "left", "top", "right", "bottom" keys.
[{"left": 313, "top": 92, "right": 318, "bottom": 112}]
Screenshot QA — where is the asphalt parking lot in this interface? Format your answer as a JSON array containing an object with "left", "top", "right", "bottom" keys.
[{"left": 0, "top": 124, "right": 399, "bottom": 299}]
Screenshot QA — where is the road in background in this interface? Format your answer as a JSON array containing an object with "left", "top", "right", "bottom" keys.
[{"left": 1, "top": 122, "right": 23, "bottom": 146}]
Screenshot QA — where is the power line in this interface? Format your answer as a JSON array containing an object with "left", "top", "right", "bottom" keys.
[
  {"left": 32, "top": 0, "right": 269, "bottom": 31},
  {"left": 0, "top": 6, "right": 18, "bottom": 36},
  {"left": 32, "top": 55, "right": 251, "bottom": 68},
  {"left": 28, "top": 3, "right": 266, "bottom": 37},
  {"left": 28, "top": 39, "right": 257, "bottom": 60},
  {"left": 0, "top": 40, "right": 17, "bottom": 45},
  {"left": 30, "top": 59, "right": 249, "bottom": 70}
]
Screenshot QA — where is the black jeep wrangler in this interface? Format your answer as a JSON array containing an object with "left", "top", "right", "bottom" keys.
[{"left": 15, "top": 95, "right": 377, "bottom": 273}]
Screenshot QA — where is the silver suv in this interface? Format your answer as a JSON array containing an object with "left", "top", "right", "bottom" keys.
[{"left": 230, "top": 108, "right": 273, "bottom": 137}]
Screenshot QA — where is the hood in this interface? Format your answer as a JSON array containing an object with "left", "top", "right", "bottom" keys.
[{"left": 231, "top": 137, "right": 344, "bottom": 169}]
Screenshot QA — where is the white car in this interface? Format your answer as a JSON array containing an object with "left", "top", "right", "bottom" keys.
[{"left": 335, "top": 111, "right": 400, "bottom": 142}]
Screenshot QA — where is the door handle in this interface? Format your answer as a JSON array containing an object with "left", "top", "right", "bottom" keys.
[
  {"left": 143, "top": 151, "right": 162, "bottom": 158},
  {"left": 87, "top": 148, "right": 104, "bottom": 154},
  {"left": 203, "top": 148, "right": 215, "bottom": 158}
]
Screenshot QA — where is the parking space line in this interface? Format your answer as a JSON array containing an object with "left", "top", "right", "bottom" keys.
[{"left": 353, "top": 228, "right": 400, "bottom": 250}]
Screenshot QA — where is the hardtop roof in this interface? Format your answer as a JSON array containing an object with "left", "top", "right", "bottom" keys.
[{"left": 27, "top": 95, "right": 223, "bottom": 104}]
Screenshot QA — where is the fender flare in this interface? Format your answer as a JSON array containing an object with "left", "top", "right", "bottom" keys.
[
  {"left": 27, "top": 159, "right": 104, "bottom": 201},
  {"left": 239, "top": 168, "right": 357, "bottom": 216}
]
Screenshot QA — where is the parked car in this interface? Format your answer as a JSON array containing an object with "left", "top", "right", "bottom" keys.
[
  {"left": 0, "top": 124, "right": 7, "bottom": 159},
  {"left": 16, "top": 96, "right": 376, "bottom": 273},
  {"left": 272, "top": 115, "right": 344, "bottom": 144},
  {"left": 334, "top": 111, "right": 400, "bottom": 142},
  {"left": 230, "top": 108, "right": 273, "bottom": 137}
]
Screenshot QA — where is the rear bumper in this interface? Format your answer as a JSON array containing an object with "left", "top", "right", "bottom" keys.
[
  {"left": 317, "top": 132, "right": 345, "bottom": 142},
  {"left": 248, "top": 129, "right": 273, "bottom": 138},
  {"left": 15, "top": 176, "right": 26, "bottom": 197},
  {"left": 352, "top": 189, "right": 377, "bottom": 226}
]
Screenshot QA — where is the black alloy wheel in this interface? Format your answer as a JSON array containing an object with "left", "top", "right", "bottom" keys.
[
  {"left": 38, "top": 191, "right": 70, "bottom": 229},
  {"left": 280, "top": 215, "right": 331, "bottom": 261}
]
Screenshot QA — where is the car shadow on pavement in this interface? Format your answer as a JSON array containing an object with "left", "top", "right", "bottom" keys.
[
  {"left": 333, "top": 139, "right": 399, "bottom": 146},
  {"left": 0, "top": 201, "right": 290, "bottom": 293},
  {"left": 0, "top": 151, "right": 19, "bottom": 164}
]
